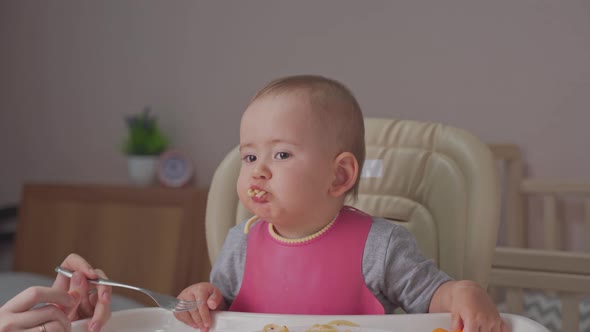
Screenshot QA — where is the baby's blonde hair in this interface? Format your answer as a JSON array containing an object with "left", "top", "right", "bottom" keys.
[{"left": 250, "top": 75, "right": 365, "bottom": 199}]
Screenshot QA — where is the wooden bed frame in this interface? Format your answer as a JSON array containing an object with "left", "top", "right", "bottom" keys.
[{"left": 489, "top": 144, "right": 590, "bottom": 331}]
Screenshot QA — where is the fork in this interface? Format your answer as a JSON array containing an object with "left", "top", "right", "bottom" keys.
[{"left": 55, "top": 266, "right": 200, "bottom": 312}]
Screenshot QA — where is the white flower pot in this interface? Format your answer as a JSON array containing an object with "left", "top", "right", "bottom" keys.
[{"left": 127, "top": 155, "right": 158, "bottom": 186}]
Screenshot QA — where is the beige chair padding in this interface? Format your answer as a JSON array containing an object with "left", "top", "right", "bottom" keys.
[{"left": 205, "top": 118, "right": 500, "bottom": 287}]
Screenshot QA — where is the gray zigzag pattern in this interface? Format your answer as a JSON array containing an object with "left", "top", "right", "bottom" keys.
[
  {"left": 525, "top": 301, "right": 560, "bottom": 332},
  {"left": 498, "top": 292, "right": 590, "bottom": 332}
]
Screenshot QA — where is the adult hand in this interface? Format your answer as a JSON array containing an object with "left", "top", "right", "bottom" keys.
[
  {"left": 0, "top": 253, "right": 113, "bottom": 331},
  {"left": 0, "top": 285, "right": 80, "bottom": 332},
  {"left": 52, "top": 253, "right": 112, "bottom": 332}
]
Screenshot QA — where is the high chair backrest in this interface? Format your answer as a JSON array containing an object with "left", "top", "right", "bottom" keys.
[{"left": 205, "top": 118, "right": 500, "bottom": 287}]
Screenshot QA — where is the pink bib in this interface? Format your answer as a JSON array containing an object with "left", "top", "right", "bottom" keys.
[{"left": 229, "top": 206, "right": 384, "bottom": 314}]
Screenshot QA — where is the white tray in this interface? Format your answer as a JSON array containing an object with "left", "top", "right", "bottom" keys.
[{"left": 71, "top": 308, "right": 550, "bottom": 332}]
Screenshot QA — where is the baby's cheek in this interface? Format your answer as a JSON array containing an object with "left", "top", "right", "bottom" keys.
[
  {"left": 236, "top": 188, "right": 249, "bottom": 203},
  {"left": 236, "top": 176, "right": 247, "bottom": 195}
]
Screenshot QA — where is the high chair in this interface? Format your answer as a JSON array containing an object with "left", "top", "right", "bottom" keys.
[{"left": 205, "top": 118, "right": 501, "bottom": 287}]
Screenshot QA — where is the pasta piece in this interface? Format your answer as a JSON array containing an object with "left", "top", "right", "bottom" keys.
[
  {"left": 261, "top": 320, "right": 362, "bottom": 332},
  {"left": 326, "top": 320, "right": 360, "bottom": 327},
  {"left": 262, "top": 323, "right": 289, "bottom": 332},
  {"left": 305, "top": 324, "right": 338, "bottom": 332}
]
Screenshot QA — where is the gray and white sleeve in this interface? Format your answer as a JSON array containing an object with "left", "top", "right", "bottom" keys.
[
  {"left": 383, "top": 222, "right": 451, "bottom": 313},
  {"left": 363, "top": 219, "right": 452, "bottom": 314},
  {"left": 209, "top": 222, "right": 248, "bottom": 306}
]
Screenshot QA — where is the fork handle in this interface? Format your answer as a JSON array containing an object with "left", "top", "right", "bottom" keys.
[{"left": 55, "top": 266, "right": 143, "bottom": 292}]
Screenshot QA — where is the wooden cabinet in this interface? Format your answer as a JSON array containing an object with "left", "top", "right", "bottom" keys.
[{"left": 13, "top": 183, "right": 210, "bottom": 305}]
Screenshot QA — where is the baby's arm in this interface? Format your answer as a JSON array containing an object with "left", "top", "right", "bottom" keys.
[
  {"left": 429, "top": 280, "right": 507, "bottom": 332},
  {"left": 174, "top": 282, "right": 227, "bottom": 332}
]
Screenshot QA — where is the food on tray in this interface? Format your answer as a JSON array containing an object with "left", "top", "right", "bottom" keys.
[
  {"left": 261, "top": 320, "right": 360, "bottom": 332},
  {"left": 305, "top": 324, "right": 336, "bottom": 331},
  {"left": 260, "top": 320, "right": 460, "bottom": 332},
  {"left": 326, "top": 320, "right": 360, "bottom": 327},
  {"left": 262, "top": 324, "right": 289, "bottom": 332}
]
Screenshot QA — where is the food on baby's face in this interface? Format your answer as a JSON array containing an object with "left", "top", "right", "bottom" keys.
[{"left": 248, "top": 188, "right": 267, "bottom": 198}]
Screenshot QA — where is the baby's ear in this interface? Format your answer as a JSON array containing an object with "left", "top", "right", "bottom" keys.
[{"left": 329, "top": 152, "right": 359, "bottom": 197}]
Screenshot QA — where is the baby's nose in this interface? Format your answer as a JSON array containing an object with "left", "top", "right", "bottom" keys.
[{"left": 253, "top": 163, "right": 271, "bottom": 179}]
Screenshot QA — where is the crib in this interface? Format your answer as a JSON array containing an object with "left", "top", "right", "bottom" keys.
[{"left": 489, "top": 144, "right": 590, "bottom": 332}]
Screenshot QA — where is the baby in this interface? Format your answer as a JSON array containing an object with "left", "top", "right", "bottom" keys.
[{"left": 175, "top": 75, "right": 506, "bottom": 332}]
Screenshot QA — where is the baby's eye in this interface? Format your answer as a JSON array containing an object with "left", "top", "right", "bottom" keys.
[
  {"left": 274, "top": 152, "right": 290, "bottom": 160},
  {"left": 243, "top": 155, "right": 257, "bottom": 163}
]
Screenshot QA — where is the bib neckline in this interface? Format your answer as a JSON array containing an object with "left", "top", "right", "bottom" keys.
[{"left": 267, "top": 215, "right": 338, "bottom": 244}]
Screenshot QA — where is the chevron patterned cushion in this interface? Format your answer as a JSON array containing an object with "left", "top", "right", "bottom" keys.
[{"left": 498, "top": 291, "right": 590, "bottom": 332}]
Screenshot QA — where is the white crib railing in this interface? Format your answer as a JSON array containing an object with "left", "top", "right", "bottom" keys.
[
  {"left": 491, "top": 247, "right": 590, "bottom": 331},
  {"left": 520, "top": 180, "right": 590, "bottom": 252},
  {"left": 489, "top": 144, "right": 590, "bottom": 332}
]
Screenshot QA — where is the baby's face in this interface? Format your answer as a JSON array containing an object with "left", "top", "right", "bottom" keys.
[{"left": 237, "top": 91, "right": 337, "bottom": 232}]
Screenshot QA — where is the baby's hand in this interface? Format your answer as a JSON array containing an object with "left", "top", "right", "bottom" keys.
[
  {"left": 448, "top": 281, "right": 507, "bottom": 332},
  {"left": 173, "top": 282, "right": 226, "bottom": 332}
]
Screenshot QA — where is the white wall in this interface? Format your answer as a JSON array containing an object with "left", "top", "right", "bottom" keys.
[{"left": 1, "top": 1, "right": 589, "bottom": 204}]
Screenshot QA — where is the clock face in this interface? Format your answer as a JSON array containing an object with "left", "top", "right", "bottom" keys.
[
  {"left": 163, "top": 157, "right": 187, "bottom": 175},
  {"left": 157, "top": 151, "right": 193, "bottom": 187}
]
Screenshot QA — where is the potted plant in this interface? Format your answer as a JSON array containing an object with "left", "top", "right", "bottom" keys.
[{"left": 123, "top": 107, "right": 169, "bottom": 186}]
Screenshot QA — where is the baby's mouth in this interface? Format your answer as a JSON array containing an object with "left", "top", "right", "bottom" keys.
[{"left": 247, "top": 188, "right": 267, "bottom": 199}]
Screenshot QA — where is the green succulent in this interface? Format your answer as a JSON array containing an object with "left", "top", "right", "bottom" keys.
[{"left": 123, "top": 107, "right": 169, "bottom": 155}]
